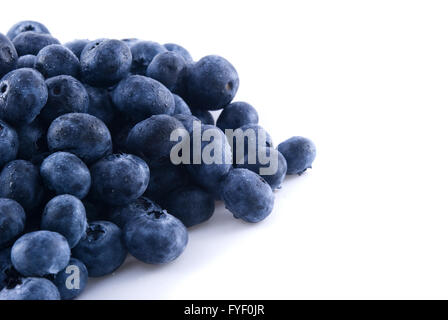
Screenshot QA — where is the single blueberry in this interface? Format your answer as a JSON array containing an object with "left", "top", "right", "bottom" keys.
[
  {"left": 12, "top": 31, "right": 59, "bottom": 56},
  {"left": 162, "top": 185, "right": 214, "bottom": 228},
  {"left": 16, "top": 54, "right": 36, "bottom": 69},
  {"left": 0, "top": 120, "right": 18, "bottom": 169},
  {"left": 72, "top": 221, "right": 127, "bottom": 277},
  {"left": 7, "top": 21, "right": 50, "bottom": 40},
  {"left": 108, "top": 196, "right": 162, "bottom": 228},
  {"left": 40, "top": 75, "right": 89, "bottom": 125},
  {"left": 11, "top": 230, "right": 70, "bottom": 277},
  {"left": 130, "top": 41, "right": 167, "bottom": 75},
  {"left": 47, "top": 113, "right": 112, "bottom": 164},
  {"left": 164, "top": 43, "right": 193, "bottom": 63},
  {"left": 0, "top": 160, "right": 43, "bottom": 211},
  {"left": 35, "top": 44, "right": 80, "bottom": 78},
  {"left": 277, "top": 136, "right": 317, "bottom": 175},
  {"left": 220, "top": 168, "right": 275, "bottom": 223},
  {"left": 16, "top": 119, "right": 48, "bottom": 162},
  {"left": 124, "top": 211, "right": 188, "bottom": 264},
  {"left": 144, "top": 161, "right": 189, "bottom": 201},
  {"left": 112, "top": 75, "right": 175, "bottom": 123},
  {"left": 0, "top": 277, "right": 60, "bottom": 300},
  {"left": 0, "top": 199, "right": 26, "bottom": 249},
  {"left": 192, "top": 108, "right": 215, "bottom": 126},
  {"left": 53, "top": 257, "right": 88, "bottom": 300},
  {"left": 80, "top": 39, "right": 132, "bottom": 87},
  {"left": 64, "top": 39, "right": 90, "bottom": 59},
  {"left": 216, "top": 101, "right": 259, "bottom": 131},
  {"left": 90, "top": 154, "right": 150, "bottom": 206},
  {"left": 84, "top": 84, "right": 115, "bottom": 126},
  {"left": 146, "top": 51, "right": 187, "bottom": 92},
  {"left": 172, "top": 94, "right": 192, "bottom": 115},
  {"left": 0, "top": 33, "right": 18, "bottom": 78},
  {"left": 185, "top": 55, "right": 239, "bottom": 110},
  {"left": 0, "top": 68, "right": 48, "bottom": 126}
]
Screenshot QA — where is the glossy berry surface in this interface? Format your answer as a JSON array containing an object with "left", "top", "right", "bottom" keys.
[
  {"left": 108, "top": 196, "right": 163, "bottom": 228},
  {"left": 277, "top": 136, "right": 317, "bottom": 175},
  {"left": 12, "top": 31, "right": 59, "bottom": 56},
  {"left": 0, "top": 33, "right": 18, "bottom": 78},
  {"left": 64, "top": 39, "right": 89, "bottom": 59},
  {"left": 130, "top": 41, "right": 167, "bottom": 75},
  {"left": 0, "top": 120, "right": 18, "bottom": 168},
  {"left": 146, "top": 51, "right": 187, "bottom": 92},
  {"left": 216, "top": 101, "right": 259, "bottom": 131},
  {"left": 7, "top": 21, "right": 50, "bottom": 40},
  {"left": 16, "top": 54, "right": 36, "bottom": 69},
  {"left": 0, "top": 277, "right": 60, "bottom": 300},
  {"left": 35, "top": 44, "right": 80, "bottom": 78},
  {"left": 0, "top": 198, "right": 26, "bottom": 248}
]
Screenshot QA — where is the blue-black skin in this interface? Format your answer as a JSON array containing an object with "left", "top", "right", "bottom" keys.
[
  {"left": 80, "top": 39, "right": 132, "bottom": 87},
  {"left": 35, "top": 44, "right": 80, "bottom": 78},
  {"left": 41, "top": 75, "right": 89, "bottom": 125},
  {"left": 164, "top": 43, "right": 193, "bottom": 63},
  {"left": 109, "top": 118, "right": 134, "bottom": 153},
  {"left": 0, "top": 33, "right": 18, "bottom": 78},
  {"left": 124, "top": 211, "right": 188, "bottom": 264},
  {"left": 127, "top": 114, "right": 188, "bottom": 166},
  {"left": 192, "top": 108, "right": 215, "bottom": 126},
  {"left": 230, "top": 123, "right": 273, "bottom": 163},
  {"left": 146, "top": 51, "right": 187, "bottom": 92},
  {"left": 64, "top": 39, "right": 89, "bottom": 59},
  {"left": 185, "top": 55, "right": 239, "bottom": 110},
  {"left": 144, "top": 161, "right": 189, "bottom": 201},
  {"left": 130, "top": 41, "right": 167, "bottom": 75},
  {"left": 40, "top": 152, "right": 91, "bottom": 199},
  {"left": 221, "top": 168, "right": 275, "bottom": 223},
  {"left": 72, "top": 221, "right": 127, "bottom": 277},
  {"left": 277, "top": 136, "right": 317, "bottom": 175},
  {"left": 0, "top": 68, "right": 48, "bottom": 126},
  {"left": 161, "top": 185, "right": 214, "bottom": 228},
  {"left": 53, "top": 257, "right": 88, "bottom": 300},
  {"left": 41, "top": 195, "right": 87, "bottom": 248},
  {"left": 112, "top": 75, "right": 175, "bottom": 123},
  {"left": 0, "top": 199, "right": 26, "bottom": 249},
  {"left": 0, "top": 277, "right": 60, "bottom": 300},
  {"left": 216, "top": 101, "right": 259, "bottom": 131},
  {"left": 47, "top": 113, "right": 112, "bottom": 164},
  {"left": 235, "top": 147, "right": 287, "bottom": 190},
  {"left": 12, "top": 31, "right": 60, "bottom": 56},
  {"left": 90, "top": 154, "right": 150, "bottom": 206},
  {"left": 172, "top": 94, "right": 192, "bottom": 115},
  {"left": 16, "top": 55, "right": 36, "bottom": 69},
  {"left": 7, "top": 21, "right": 50, "bottom": 40},
  {"left": 0, "top": 160, "right": 43, "bottom": 211},
  {"left": 11, "top": 230, "right": 70, "bottom": 277},
  {"left": 0, "top": 248, "right": 13, "bottom": 290},
  {"left": 108, "top": 196, "right": 162, "bottom": 228},
  {"left": 17, "top": 119, "right": 48, "bottom": 162},
  {"left": 0, "top": 120, "right": 18, "bottom": 169},
  {"left": 85, "top": 85, "right": 115, "bottom": 126},
  {"left": 173, "top": 114, "right": 200, "bottom": 133}
]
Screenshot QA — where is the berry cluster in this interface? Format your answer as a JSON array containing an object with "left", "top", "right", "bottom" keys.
[{"left": 0, "top": 20, "right": 316, "bottom": 300}]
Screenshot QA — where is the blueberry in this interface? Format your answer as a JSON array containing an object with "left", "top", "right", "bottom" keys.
[
  {"left": 0, "top": 33, "right": 18, "bottom": 78},
  {"left": 235, "top": 147, "right": 287, "bottom": 190},
  {"left": 0, "top": 248, "right": 13, "bottom": 290},
  {"left": 80, "top": 39, "right": 132, "bottom": 87},
  {"left": 72, "top": 221, "right": 127, "bottom": 277},
  {"left": 112, "top": 75, "right": 174, "bottom": 122},
  {"left": 47, "top": 113, "right": 112, "bottom": 164},
  {"left": 172, "top": 94, "right": 192, "bottom": 115},
  {"left": 216, "top": 101, "right": 259, "bottom": 131},
  {"left": 277, "top": 136, "right": 316, "bottom": 175},
  {"left": 64, "top": 39, "right": 89, "bottom": 59},
  {"left": 230, "top": 124, "right": 273, "bottom": 163},
  {"left": 185, "top": 55, "right": 239, "bottom": 110},
  {"left": 0, "top": 199, "right": 26, "bottom": 248},
  {"left": 0, "top": 68, "right": 48, "bottom": 126},
  {"left": 53, "top": 257, "right": 88, "bottom": 300},
  {"left": 85, "top": 85, "right": 115, "bottom": 126},
  {"left": 16, "top": 54, "right": 36, "bottom": 69},
  {"left": 173, "top": 113, "right": 200, "bottom": 133},
  {"left": 41, "top": 195, "right": 87, "bottom": 248},
  {"left": 146, "top": 51, "right": 187, "bottom": 92},
  {"left": 40, "top": 75, "right": 89, "bottom": 125},
  {"left": 162, "top": 185, "right": 214, "bottom": 228},
  {"left": 0, "top": 120, "right": 18, "bottom": 169},
  {"left": 192, "top": 108, "right": 215, "bottom": 125},
  {"left": 0, "top": 277, "right": 60, "bottom": 300},
  {"left": 11, "top": 230, "right": 70, "bottom": 277},
  {"left": 130, "top": 41, "right": 167, "bottom": 75},
  {"left": 90, "top": 154, "right": 150, "bottom": 206},
  {"left": 16, "top": 119, "right": 48, "bottom": 162},
  {"left": 108, "top": 196, "right": 162, "bottom": 228},
  {"left": 12, "top": 31, "right": 60, "bottom": 56},
  {"left": 221, "top": 168, "right": 275, "bottom": 223},
  {"left": 124, "top": 211, "right": 188, "bottom": 264},
  {"left": 0, "top": 160, "right": 43, "bottom": 211},
  {"left": 144, "top": 161, "right": 189, "bottom": 201},
  {"left": 164, "top": 43, "right": 193, "bottom": 63},
  {"left": 121, "top": 38, "right": 139, "bottom": 48},
  {"left": 35, "top": 44, "right": 80, "bottom": 78},
  {"left": 127, "top": 114, "right": 187, "bottom": 166},
  {"left": 7, "top": 21, "right": 50, "bottom": 40}
]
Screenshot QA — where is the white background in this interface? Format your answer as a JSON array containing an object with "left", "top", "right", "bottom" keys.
[{"left": 2, "top": 0, "right": 448, "bottom": 299}]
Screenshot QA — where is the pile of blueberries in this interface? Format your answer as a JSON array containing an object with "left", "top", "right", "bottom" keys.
[{"left": 0, "top": 21, "right": 316, "bottom": 300}]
